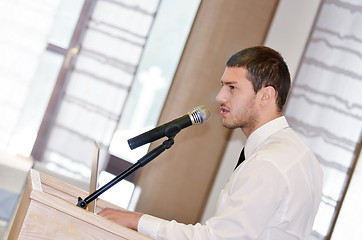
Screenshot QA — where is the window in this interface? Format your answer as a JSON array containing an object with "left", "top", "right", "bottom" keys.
[{"left": 1, "top": 0, "right": 200, "bottom": 210}]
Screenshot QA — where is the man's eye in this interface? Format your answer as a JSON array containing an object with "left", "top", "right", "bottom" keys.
[{"left": 229, "top": 86, "right": 235, "bottom": 90}]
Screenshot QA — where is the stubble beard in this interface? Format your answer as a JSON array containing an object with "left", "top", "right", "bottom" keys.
[
  {"left": 222, "top": 102, "right": 259, "bottom": 131},
  {"left": 222, "top": 114, "right": 258, "bottom": 131}
]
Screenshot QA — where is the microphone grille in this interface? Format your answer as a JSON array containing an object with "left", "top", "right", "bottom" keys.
[{"left": 188, "top": 105, "right": 210, "bottom": 124}]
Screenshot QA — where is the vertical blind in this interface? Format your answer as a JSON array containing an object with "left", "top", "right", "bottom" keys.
[
  {"left": 40, "top": 0, "right": 161, "bottom": 180},
  {"left": 285, "top": 0, "right": 362, "bottom": 238}
]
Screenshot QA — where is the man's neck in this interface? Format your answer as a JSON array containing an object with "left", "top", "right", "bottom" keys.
[{"left": 242, "top": 113, "right": 283, "bottom": 138}]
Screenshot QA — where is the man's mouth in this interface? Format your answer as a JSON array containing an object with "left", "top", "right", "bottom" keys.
[{"left": 220, "top": 106, "right": 230, "bottom": 116}]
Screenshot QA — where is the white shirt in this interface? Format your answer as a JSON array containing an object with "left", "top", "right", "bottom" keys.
[{"left": 138, "top": 116, "right": 323, "bottom": 240}]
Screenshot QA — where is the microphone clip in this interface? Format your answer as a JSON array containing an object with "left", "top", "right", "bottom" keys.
[{"left": 164, "top": 124, "right": 182, "bottom": 139}]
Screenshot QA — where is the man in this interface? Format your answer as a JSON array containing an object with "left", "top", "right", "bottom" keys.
[{"left": 99, "top": 46, "right": 323, "bottom": 239}]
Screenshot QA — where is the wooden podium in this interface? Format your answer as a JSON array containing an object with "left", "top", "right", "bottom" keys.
[{"left": 7, "top": 169, "right": 153, "bottom": 240}]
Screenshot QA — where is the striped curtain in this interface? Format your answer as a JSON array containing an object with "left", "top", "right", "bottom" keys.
[
  {"left": 285, "top": 0, "right": 362, "bottom": 239},
  {"left": 40, "top": 0, "right": 161, "bottom": 179}
]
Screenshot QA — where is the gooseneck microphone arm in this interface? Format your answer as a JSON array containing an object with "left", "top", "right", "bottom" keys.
[{"left": 77, "top": 135, "right": 175, "bottom": 210}]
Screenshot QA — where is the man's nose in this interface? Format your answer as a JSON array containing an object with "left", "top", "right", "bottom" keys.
[{"left": 215, "top": 89, "right": 225, "bottom": 103}]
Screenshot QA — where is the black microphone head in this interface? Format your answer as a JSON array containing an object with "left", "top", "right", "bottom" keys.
[
  {"left": 188, "top": 105, "right": 210, "bottom": 125},
  {"left": 127, "top": 106, "right": 210, "bottom": 150}
]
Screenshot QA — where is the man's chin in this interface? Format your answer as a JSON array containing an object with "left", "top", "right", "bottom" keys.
[{"left": 222, "top": 121, "right": 238, "bottom": 130}]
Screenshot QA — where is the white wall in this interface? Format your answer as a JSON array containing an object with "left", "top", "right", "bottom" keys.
[{"left": 201, "top": 0, "right": 322, "bottom": 223}]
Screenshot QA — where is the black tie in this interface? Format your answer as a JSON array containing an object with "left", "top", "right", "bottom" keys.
[{"left": 234, "top": 148, "right": 245, "bottom": 170}]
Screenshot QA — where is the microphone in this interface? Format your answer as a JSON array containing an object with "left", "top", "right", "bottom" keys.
[{"left": 127, "top": 106, "right": 210, "bottom": 150}]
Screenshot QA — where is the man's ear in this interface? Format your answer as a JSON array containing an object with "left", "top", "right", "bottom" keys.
[{"left": 260, "top": 86, "right": 276, "bottom": 106}]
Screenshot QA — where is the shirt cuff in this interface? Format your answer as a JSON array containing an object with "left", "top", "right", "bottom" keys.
[{"left": 138, "top": 214, "right": 169, "bottom": 239}]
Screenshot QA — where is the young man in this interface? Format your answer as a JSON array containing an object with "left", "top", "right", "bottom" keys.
[{"left": 99, "top": 46, "right": 323, "bottom": 239}]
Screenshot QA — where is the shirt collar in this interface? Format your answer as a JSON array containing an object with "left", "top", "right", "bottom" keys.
[{"left": 244, "top": 116, "right": 289, "bottom": 159}]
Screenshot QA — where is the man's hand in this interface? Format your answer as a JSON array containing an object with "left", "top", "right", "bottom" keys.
[{"left": 98, "top": 208, "right": 143, "bottom": 231}]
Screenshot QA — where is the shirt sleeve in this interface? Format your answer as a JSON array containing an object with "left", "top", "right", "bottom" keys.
[{"left": 138, "top": 214, "right": 169, "bottom": 239}]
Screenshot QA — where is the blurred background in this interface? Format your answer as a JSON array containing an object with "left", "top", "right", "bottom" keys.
[{"left": 0, "top": 0, "right": 362, "bottom": 239}]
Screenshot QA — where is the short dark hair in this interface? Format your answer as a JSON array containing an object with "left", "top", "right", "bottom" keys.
[{"left": 227, "top": 46, "right": 291, "bottom": 112}]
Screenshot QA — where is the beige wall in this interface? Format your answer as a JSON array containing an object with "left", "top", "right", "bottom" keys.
[{"left": 135, "top": 0, "right": 279, "bottom": 224}]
